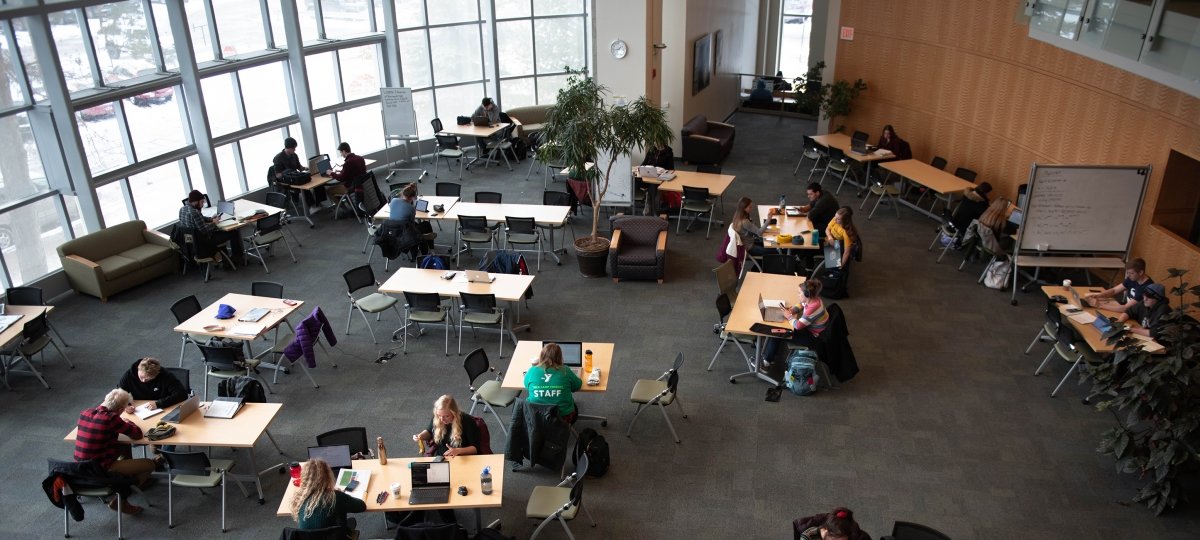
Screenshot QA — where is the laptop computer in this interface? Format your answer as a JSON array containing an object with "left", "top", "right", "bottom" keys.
[
  {"left": 409, "top": 461, "right": 452, "bottom": 505},
  {"left": 547, "top": 341, "right": 584, "bottom": 371},
  {"left": 309, "top": 155, "right": 332, "bottom": 176},
  {"left": 465, "top": 270, "right": 495, "bottom": 283},
  {"left": 636, "top": 165, "right": 658, "bottom": 177},
  {"left": 216, "top": 201, "right": 236, "bottom": 220},
  {"left": 849, "top": 137, "right": 869, "bottom": 155},
  {"left": 238, "top": 307, "right": 270, "bottom": 323},
  {"left": 414, "top": 199, "right": 430, "bottom": 213},
  {"left": 1068, "top": 288, "right": 1083, "bottom": 310},
  {"left": 472, "top": 115, "right": 492, "bottom": 127},
  {"left": 307, "top": 444, "right": 353, "bottom": 474},
  {"left": 1092, "top": 316, "right": 1114, "bottom": 333},
  {"left": 758, "top": 293, "right": 787, "bottom": 323},
  {"left": 203, "top": 396, "right": 244, "bottom": 419},
  {"left": 162, "top": 394, "right": 200, "bottom": 423}
]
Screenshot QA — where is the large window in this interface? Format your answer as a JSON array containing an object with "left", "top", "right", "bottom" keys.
[
  {"left": 778, "top": 0, "right": 813, "bottom": 82},
  {"left": 494, "top": 0, "right": 587, "bottom": 109}
]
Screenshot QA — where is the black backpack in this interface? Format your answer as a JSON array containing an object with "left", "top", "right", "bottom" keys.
[{"left": 573, "top": 428, "right": 609, "bottom": 478}]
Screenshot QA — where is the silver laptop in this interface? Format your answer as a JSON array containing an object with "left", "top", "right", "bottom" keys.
[
  {"left": 547, "top": 341, "right": 583, "bottom": 369},
  {"left": 162, "top": 394, "right": 200, "bottom": 423},
  {"left": 465, "top": 270, "right": 495, "bottom": 283},
  {"left": 203, "top": 396, "right": 244, "bottom": 419},
  {"left": 237, "top": 307, "right": 270, "bottom": 323},
  {"left": 1068, "top": 288, "right": 1083, "bottom": 310},
  {"left": 636, "top": 165, "right": 658, "bottom": 177},
  {"left": 216, "top": 201, "right": 236, "bottom": 220},
  {"left": 409, "top": 461, "right": 452, "bottom": 505},
  {"left": 758, "top": 293, "right": 787, "bottom": 323}
]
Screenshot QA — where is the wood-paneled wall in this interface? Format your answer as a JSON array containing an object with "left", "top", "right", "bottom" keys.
[{"left": 835, "top": 1, "right": 1200, "bottom": 284}]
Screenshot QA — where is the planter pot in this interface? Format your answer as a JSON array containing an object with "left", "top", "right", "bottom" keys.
[{"left": 574, "top": 237, "right": 609, "bottom": 278}]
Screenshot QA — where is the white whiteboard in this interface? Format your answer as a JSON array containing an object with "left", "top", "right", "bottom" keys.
[
  {"left": 1017, "top": 164, "right": 1150, "bottom": 254},
  {"left": 380, "top": 87, "right": 416, "bottom": 139},
  {"left": 595, "top": 150, "right": 633, "bottom": 207}
]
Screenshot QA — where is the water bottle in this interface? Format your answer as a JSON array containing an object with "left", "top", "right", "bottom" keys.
[
  {"left": 481, "top": 466, "right": 493, "bottom": 495},
  {"left": 811, "top": 229, "right": 819, "bottom": 245},
  {"left": 778, "top": 194, "right": 786, "bottom": 212},
  {"left": 377, "top": 436, "right": 388, "bottom": 465},
  {"left": 583, "top": 349, "right": 593, "bottom": 374}
]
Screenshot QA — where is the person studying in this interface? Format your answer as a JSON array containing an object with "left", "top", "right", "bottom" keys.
[
  {"left": 289, "top": 458, "right": 366, "bottom": 538},
  {"left": 1114, "top": 283, "right": 1169, "bottom": 338},
  {"left": 411, "top": 395, "right": 480, "bottom": 458},
  {"left": 1085, "top": 258, "right": 1154, "bottom": 314},
  {"left": 273, "top": 137, "right": 330, "bottom": 210},
  {"left": 524, "top": 342, "right": 583, "bottom": 424},
  {"left": 329, "top": 142, "right": 368, "bottom": 211},
  {"left": 179, "top": 190, "right": 242, "bottom": 266},
  {"left": 798, "top": 182, "right": 839, "bottom": 236}
]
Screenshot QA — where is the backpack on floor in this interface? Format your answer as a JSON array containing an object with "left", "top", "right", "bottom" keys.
[
  {"left": 983, "top": 256, "right": 1012, "bottom": 290},
  {"left": 419, "top": 255, "right": 448, "bottom": 270},
  {"left": 784, "top": 349, "right": 820, "bottom": 396},
  {"left": 574, "top": 428, "right": 610, "bottom": 478}
]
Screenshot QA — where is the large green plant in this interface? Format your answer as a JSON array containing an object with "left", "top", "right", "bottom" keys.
[
  {"left": 1089, "top": 268, "right": 1200, "bottom": 515},
  {"left": 537, "top": 69, "right": 673, "bottom": 250},
  {"left": 820, "top": 77, "right": 867, "bottom": 133}
]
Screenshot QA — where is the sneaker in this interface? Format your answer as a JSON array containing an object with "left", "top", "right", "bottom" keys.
[{"left": 319, "top": 200, "right": 335, "bottom": 209}]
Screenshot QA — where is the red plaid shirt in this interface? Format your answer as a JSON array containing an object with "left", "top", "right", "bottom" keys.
[{"left": 74, "top": 406, "right": 143, "bottom": 469}]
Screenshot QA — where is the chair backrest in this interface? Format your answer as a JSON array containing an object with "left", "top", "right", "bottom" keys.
[
  {"left": 475, "top": 191, "right": 503, "bottom": 204},
  {"left": 252, "top": 281, "right": 285, "bottom": 299},
  {"left": 802, "top": 135, "right": 818, "bottom": 152},
  {"left": 180, "top": 193, "right": 212, "bottom": 207},
  {"left": 930, "top": 156, "right": 948, "bottom": 170},
  {"left": 712, "top": 260, "right": 738, "bottom": 300},
  {"left": 458, "top": 215, "right": 490, "bottom": 234},
  {"left": 431, "top": 117, "right": 444, "bottom": 133},
  {"left": 716, "top": 293, "right": 733, "bottom": 321},
  {"left": 761, "top": 253, "right": 798, "bottom": 275},
  {"left": 436, "top": 134, "right": 460, "bottom": 150},
  {"left": 851, "top": 129, "right": 869, "bottom": 142},
  {"left": 315, "top": 427, "right": 370, "bottom": 456},
  {"left": 198, "top": 344, "right": 243, "bottom": 370},
  {"left": 159, "top": 450, "right": 214, "bottom": 477},
  {"left": 889, "top": 521, "right": 952, "bottom": 540},
  {"left": 954, "top": 167, "right": 977, "bottom": 182},
  {"left": 403, "top": 291, "right": 443, "bottom": 312},
  {"left": 435, "top": 182, "right": 461, "bottom": 197},
  {"left": 1055, "top": 321, "right": 1079, "bottom": 348},
  {"left": 342, "top": 265, "right": 376, "bottom": 295},
  {"left": 391, "top": 522, "right": 469, "bottom": 540},
  {"left": 566, "top": 454, "right": 588, "bottom": 506},
  {"left": 665, "top": 366, "right": 681, "bottom": 395},
  {"left": 696, "top": 164, "right": 722, "bottom": 174},
  {"left": 21, "top": 311, "right": 49, "bottom": 341},
  {"left": 543, "top": 190, "right": 571, "bottom": 207},
  {"left": 279, "top": 526, "right": 348, "bottom": 540},
  {"left": 828, "top": 146, "right": 848, "bottom": 164},
  {"left": 671, "top": 350, "right": 686, "bottom": 371},
  {"left": 682, "top": 185, "right": 710, "bottom": 203},
  {"left": 255, "top": 212, "right": 283, "bottom": 233},
  {"left": 170, "top": 295, "right": 202, "bottom": 324},
  {"left": 165, "top": 367, "right": 192, "bottom": 396},
  {"left": 264, "top": 191, "right": 289, "bottom": 210},
  {"left": 462, "top": 347, "right": 491, "bottom": 386},
  {"left": 459, "top": 292, "right": 498, "bottom": 314},
  {"left": 505, "top": 216, "right": 536, "bottom": 235},
  {"left": 5, "top": 286, "right": 42, "bottom": 305}
]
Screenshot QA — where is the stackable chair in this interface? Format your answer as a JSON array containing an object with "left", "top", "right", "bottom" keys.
[{"left": 627, "top": 352, "right": 687, "bottom": 443}]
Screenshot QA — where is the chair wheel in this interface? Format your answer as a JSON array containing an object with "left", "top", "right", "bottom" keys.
[
  {"left": 257, "top": 498, "right": 265, "bottom": 505},
  {"left": 601, "top": 420, "right": 607, "bottom": 427},
  {"left": 729, "top": 378, "right": 737, "bottom": 383}
]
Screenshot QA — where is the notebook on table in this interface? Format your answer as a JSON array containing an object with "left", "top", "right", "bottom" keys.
[
  {"left": 203, "top": 396, "right": 244, "bottom": 419},
  {"left": 162, "top": 394, "right": 200, "bottom": 423},
  {"left": 408, "top": 461, "right": 451, "bottom": 504},
  {"left": 307, "top": 444, "right": 353, "bottom": 474},
  {"left": 238, "top": 307, "right": 270, "bottom": 323},
  {"left": 0, "top": 313, "right": 22, "bottom": 333}
]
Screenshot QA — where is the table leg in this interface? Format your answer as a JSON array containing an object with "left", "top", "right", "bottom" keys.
[
  {"left": 295, "top": 188, "right": 316, "bottom": 228},
  {"left": 728, "top": 335, "right": 782, "bottom": 386}
]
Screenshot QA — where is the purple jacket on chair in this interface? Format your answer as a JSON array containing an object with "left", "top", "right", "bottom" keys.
[{"left": 282, "top": 307, "right": 337, "bottom": 368}]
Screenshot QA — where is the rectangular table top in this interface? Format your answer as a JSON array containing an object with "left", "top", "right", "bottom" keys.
[
  {"left": 1039, "top": 285, "right": 1164, "bottom": 354},
  {"left": 726, "top": 272, "right": 806, "bottom": 336},
  {"left": 372, "top": 196, "right": 460, "bottom": 222},
  {"left": 292, "top": 158, "right": 379, "bottom": 191},
  {"left": 203, "top": 200, "right": 285, "bottom": 232},
  {"left": 439, "top": 123, "right": 510, "bottom": 138},
  {"left": 64, "top": 401, "right": 282, "bottom": 448},
  {"left": 444, "top": 202, "right": 570, "bottom": 225},
  {"left": 0, "top": 304, "right": 52, "bottom": 349},
  {"left": 635, "top": 169, "right": 737, "bottom": 197},
  {"left": 173, "top": 293, "right": 303, "bottom": 342},
  {"left": 811, "top": 133, "right": 896, "bottom": 163},
  {"left": 881, "top": 159, "right": 977, "bottom": 195},
  {"left": 757, "top": 205, "right": 819, "bottom": 251},
  {"left": 274, "top": 454, "right": 504, "bottom": 515},
  {"left": 500, "top": 341, "right": 614, "bottom": 392},
  {"left": 379, "top": 267, "right": 534, "bottom": 303}
]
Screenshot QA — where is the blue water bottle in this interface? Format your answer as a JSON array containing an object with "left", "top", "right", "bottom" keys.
[{"left": 811, "top": 229, "right": 819, "bottom": 245}]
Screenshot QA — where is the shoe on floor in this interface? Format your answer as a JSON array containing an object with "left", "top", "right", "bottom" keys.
[
  {"left": 319, "top": 200, "right": 335, "bottom": 208},
  {"left": 106, "top": 497, "right": 141, "bottom": 514}
]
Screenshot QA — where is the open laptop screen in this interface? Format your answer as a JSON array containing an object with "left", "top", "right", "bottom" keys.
[
  {"left": 415, "top": 199, "right": 430, "bottom": 212},
  {"left": 216, "top": 201, "right": 235, "bottom": 216},
  {"left": 547, "top": 341, "right": 583, "bottom": 367},
  {"left": 307, "top": 444, "right": 353, "bottom": 471},
  {"left": 412, "top": 461, "right": 451, "bottom": 486}
]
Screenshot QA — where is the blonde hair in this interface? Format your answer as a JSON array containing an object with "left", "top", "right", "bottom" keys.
[
  {"left": 137, "top": 357, "right": 161, "bottom": 378},
  {"left": 291, "top": 458, "right": 336, "bottom": 522},
  {"left": 101, "top": 388, "right": 132, "bottom": 411},
  {"left": 537, "top": 343, "right": 564, "bottom": 370},
  {"left": 978, "top": 198, "right": 1010, "bottom": 234},
  {"left": 431, "top": 395, "right": 463, "bottom": 448}
]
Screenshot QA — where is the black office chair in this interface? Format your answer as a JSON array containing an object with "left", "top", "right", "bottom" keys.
[
  {"left": 198, "top": 344, "right": 269, "bottom": 400},
  {"left": 455, "top": 215, "right": 497, "bottom": 267},
  {"left": 435, "top": 182, "right": 461, "bottom": 198},
  {"left": 431, "top": 117, "right": 445, "bottom": 133},
  {"left": 953, "top": 167, "right": 977, "bottom": 182},
  {"left": 244, "top": 213, "right": 297, "bottom": 274},
  {"left": 264, "top": 191, "right": 303, "bottom": 246},
  {"left": 677, "top": 185, "right": 715, "bottom": 238},
  {"left": 315, "top": 427, "right": 372, "bottom": 458},
  {"left": 475, "top": 191, "right": 503, "bottom": 204},
  {"left": 880, "top": 520, "right": 952, "bottom": 540},
  {"left": 433, "top": 134, "right": 465, "bottom": 180},
  {"left": 6, "top": 286, "right": 69, "bottom": 347},
  {"left": 170, "top": 295, "right": 204, "bottom": 367},
  {"left": 696, "top": 164, "right": 722, "bottom": 174},
  {"left": 760, "top": 253, "right": 800, "bottom": 275},
  {"left": 930, "top": 156, "right": 948, "bottom": 170}
]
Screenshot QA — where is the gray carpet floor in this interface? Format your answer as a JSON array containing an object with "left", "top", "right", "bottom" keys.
[{"left": 3, "top": 112, "right": 1198, "bottom": 540}]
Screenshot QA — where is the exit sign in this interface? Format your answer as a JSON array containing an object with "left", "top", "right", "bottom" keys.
[{"left": 840, "top": 26, "right": 854, "bottom": 40}]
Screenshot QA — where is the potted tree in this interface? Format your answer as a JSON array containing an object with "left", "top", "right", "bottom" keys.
[
  {"left": 819, "top": 77, "right": 867, "bottom": 134},
  {"left": 1089, "top": 268, "right": 1200, "bottom": 515},
  {"left": 537, "top": 69, "right": 673, "bottom": 277}
]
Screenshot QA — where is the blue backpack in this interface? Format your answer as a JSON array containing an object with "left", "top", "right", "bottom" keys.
[
  {"left": 419, "top": 255, "right": 447, "bottom": 270},
  {"left": 784, "top": 349, "right": 820, "bottom": 396}
]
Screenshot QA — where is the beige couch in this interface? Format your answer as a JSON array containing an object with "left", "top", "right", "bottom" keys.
[
  {"left": 506, "top": 104, "right": 554, "bottom": 143},
  {"left": 56, "top": 220, "right": 178, "bottom": 301}
]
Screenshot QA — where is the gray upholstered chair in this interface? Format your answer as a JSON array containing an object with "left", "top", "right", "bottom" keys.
[{"left": 608, "top": 215, "right": 668, "bottom": 284}]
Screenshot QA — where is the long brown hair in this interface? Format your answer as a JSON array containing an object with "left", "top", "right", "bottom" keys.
[
  {"left": 538, "top": 342, "right": 564, "bottom": 369},
  {"left": 431, "top": 395, "right": 464, "bottom": 448},
  {"left": 732, "top": 197, "right": 753, "bottom": 231},
  {"left": 290, "top": 458, "right": 335, "bottom": 522},
  {"left": 834, "top": 206, "right": 859, "bottom": 246},
  {"left": 978, "top": 198, "right": 1010, "bottom": 233}
]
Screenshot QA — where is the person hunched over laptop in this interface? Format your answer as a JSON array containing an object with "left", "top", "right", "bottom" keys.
[
  {"left": 409, "top": 395, "right": 480, "bottom": 523},
  {"left": 288, "top": 458, "right": 367, "bottom": 536},
  {"left": 472, "top": 96, "right": 504, "bottom": 153}
]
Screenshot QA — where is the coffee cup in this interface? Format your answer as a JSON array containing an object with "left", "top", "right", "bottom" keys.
[{"left": 1063, "top": 279, "right": 1072, "bottom": 289}]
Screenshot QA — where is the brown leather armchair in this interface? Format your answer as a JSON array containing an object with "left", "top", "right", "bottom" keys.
[
  {"left": 608, "top": 215, "right": 668, "bottom": 284},
  {"left": 681, "top": 114, "right": 736, "bottom": 165}
]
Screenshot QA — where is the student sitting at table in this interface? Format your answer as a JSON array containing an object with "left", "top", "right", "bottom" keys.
[
  {"left": 875, "top": 124, "right": 912, "bottom": 160},
  {"left": 748, "top": 79, "right": 774, "bottom": 107},
  {"left": 1085, "top": 258, "right": 1154, "bottom": 314},
  {"left": 179, "top": 189, "right": 241, "bottom": 266},
  {"left": 412, "top": 394, "right": 480, "bottom": 458},
  {"left": 793, "top": 506, "right": 872, "bottom": 540},
  {"left": 273, "top": 136, "right": 330, "bottom": 210},
  {"left": 762, "top": 280, "right": 830, "bottom": 367},
  {"left": 825, "top": 207, "right": 861, "bottom": 269},
  {"left": 119, "top": 357, "right": 187, "bottom": 412},
  {"left": 798, "top": 182, "right": 840, "bottom": 235},
  {"left": 641, "top": 142, "right": 679, "bottom": 211},
  {"left": 525, "top": 343, "right": 583, "bottom": 423},
  {"left": 329, "top": 142, "right": 368, "bottom": 211},
  {"left": 388, "top": 183, "right": 418, "bottom": 222},
  {"left": 947, "top": 182, "right": 992, "bottom": 235},
  {"left": 74, "top": 388, "right": 156, "bottom": 514},
  {"left": 717, "top": 197, "right": 767, "bottom": 274},
  {"left": 1115, "top": 282, "right": 1170, "bottom": 338},
  {"left": 290, "top": 458, "right": 366, "bottom": 538}
]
